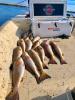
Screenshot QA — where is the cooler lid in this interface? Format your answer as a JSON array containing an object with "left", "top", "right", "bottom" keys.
[{"left": 30, "top": 0, "right": 67, "bottom": 20}]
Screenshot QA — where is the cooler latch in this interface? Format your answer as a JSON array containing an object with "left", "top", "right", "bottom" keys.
[
  {"left": 69, "top": 22, "right": 72, "bottom": 27},
  {"left": 54, "top": 22, "right": 57, "bottom": 27},
  {"left": 38, "top": 23, "right": 40, "bottom": 28}
]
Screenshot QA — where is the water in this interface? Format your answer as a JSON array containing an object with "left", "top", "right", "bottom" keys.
[
  {"left": 67, "top": 0, "right": 75, "bottom": 12},
  {"left": 0, "top": 5, "right": 29, "bottom": 25}
]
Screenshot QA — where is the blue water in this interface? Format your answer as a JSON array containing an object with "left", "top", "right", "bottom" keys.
[
  {"left": 67, "top": 0, "right": 75, "bottom": 12},
  {"left": 0, "top": 5, "right": 29, "bottom": 25},
  {"left": 0, "top": 0, "right": 26, "bottom": 4}
]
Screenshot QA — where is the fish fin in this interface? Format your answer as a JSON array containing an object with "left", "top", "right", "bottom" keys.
[
  {"left": 6, "top": 91, "right": 19, "bottom": 100},
  {"left": 43, "top": 62, "right": 49, "bottom": 69},
  {"left": 38, "top": 72, "right": 51, "bottom": 84},
  {"left": 49, "top": 59, "right": 57, "bottom": 64},
  {"left": 60, "top": 59, "right": 67, "bottom": 64},
  {"left": 62, "top": 53, "right": 64, "bottom": 56}
]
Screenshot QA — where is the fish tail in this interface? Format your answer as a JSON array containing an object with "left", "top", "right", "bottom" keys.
[
  {"left": 43, "top": 62, "right": 49, "bottom": 69},
  {"left": 38, "top": 72, "right": 51, "bottom": 84},
  {"left": 49, "top": 59, "right": 57, "bottom": 64},
  {"left": 60, "top": 59, "right": 67, "bottom": 64},
  {"left": 6, "top": 90, "right": 19, "bottom": 100}
]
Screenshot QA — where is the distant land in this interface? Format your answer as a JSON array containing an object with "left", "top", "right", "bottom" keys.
[{"left": 0, "top": 3, "right": 28, "bottom": 7}]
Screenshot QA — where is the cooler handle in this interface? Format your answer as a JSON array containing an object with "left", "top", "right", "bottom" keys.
[{"left": 38, "top": 23, "right": 40, "bottom": 28}]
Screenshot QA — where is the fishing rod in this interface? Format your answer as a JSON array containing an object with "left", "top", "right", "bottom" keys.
[{"left": 16, "top": 0, "right": 26, "bottom": 5}]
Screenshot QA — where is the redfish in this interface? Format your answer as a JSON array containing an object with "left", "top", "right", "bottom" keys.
[
  {"left": 17, "top": 39, "right": 25, "bottom": 53},
  {"left": 34, "top": 46, "right": 49, "bottom": 69},
  {"left": 32, "top": 39, "right": 43, "bottom": 49},
  {"left": 12, "top": 46, "right": 22, "bottom": 63},
  {"left": 50, "top": 41, "right": 67, "bottom": 64},
  {"left": 24, "top": 37, "right": 32, "bottom": 51},
  {"left": 28, "top": 49, "right": 51, "bottom": 82},
  {"left": 22, "top": 52, "right": 40, "bottom": 83},
  {"left": 32, "top": 36, "right": 40, "bottom": 43},
  {"left": 6, "top": 49, "right": 25, "bottom": 100},
  {"left": 41, "top": 41, "right": 57, "bottom": 64}
]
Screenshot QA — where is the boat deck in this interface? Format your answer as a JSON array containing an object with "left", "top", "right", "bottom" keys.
[{"left": 0, "top": 20, "right": 75, "bottom": 100}]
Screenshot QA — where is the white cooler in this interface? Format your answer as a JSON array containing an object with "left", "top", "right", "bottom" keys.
[
  {"left": 29, "top": 0, "right": 74, "bottom": 37},
  {"left": 32, "top": 19, "right": 74, "bottom": 37}
]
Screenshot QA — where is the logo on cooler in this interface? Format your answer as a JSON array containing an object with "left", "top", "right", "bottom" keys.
[
  {"left": 48, "top": 27, "right": 60, "bottom": 31},
  {"left": 43, "top": 5, "right": 55, "bottom": 15}
]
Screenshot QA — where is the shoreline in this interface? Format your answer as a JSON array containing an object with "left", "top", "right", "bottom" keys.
[{"left": 0, "top": 3, "right": 27, "bottom": 7}]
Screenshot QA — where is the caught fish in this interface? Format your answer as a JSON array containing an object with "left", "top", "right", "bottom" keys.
[
  {"left": 32, "top": 39, "right": 43, "bottom": 49},
  {"left": 23, "top": 37, "right": 32, "bottom": 51},
  {"left": 41, "top": 41, "right": 57, "bottom": 64},
  {"left": 34, "top": 46, "right": 49, "bottom": 69},
  {"left": 22, "top": 52, "right": 40, "bottom": 83},
  {"left": 27, "top": 31, "right": 34, "bottom": 41},
  {"left": 32, "top": 36, "right": 40, "bottom": 43},
  {"left": 10, "top": 46, "right": 23, "bottom": 71},
  {"left": 12, "top": 46, "right": 22, "bottom": 63},
  {"left": 17, "top": 39, "right": 26, "bottom": 53},
  {"left": 50, "top": 41, "right": 67, "bottom": 64},
  {"left": 6, "top": 55, "right": 25, "bottom": 100},
  {"left": 20, "top": 32, "right": 28, "bottom": 39},
  {"left": 28, "top": 49, "right": 51, "bottom": 82}
]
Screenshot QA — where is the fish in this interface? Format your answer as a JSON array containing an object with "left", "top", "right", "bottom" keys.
[
  {"left": 12, "top": 46, "right": 22, "bottom": 64},
  {"left": 50, "top": 41, "right": 67, "bottom": 64},
  {"left": 17, "top": 39, "right": 26, "bottom": 53},
  {"left": 32, "top": 36, "right": 40, "bottom": 43},
  {"left": 27, "top": 30, "right": 34, "bottom": 41},
  {"left": 6, "top": 57, "right": 25, "bottom": 100},
  {"left": 32, "top": 39, "right": 43, "bottom": 49},
  {"left": 10, "top": 46, "right": 22, "bottom": 71},
  {"left": 28, "top": 49, "right": 51, "bottom": 82},
  {"left": 41, "top": 41, "right": 57, "bottom": 64},
  {"left": 34, "top": 46, "right": 49, "bottom": 69},
  {"left": 23, "top": 37, "right": 32, "bottom": 51},
  {"left": 22, "top": 52, "right": 40, "bottom": 83},
  {"left": 20, "top": 32, "right": 28, "bottom": 39}
]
